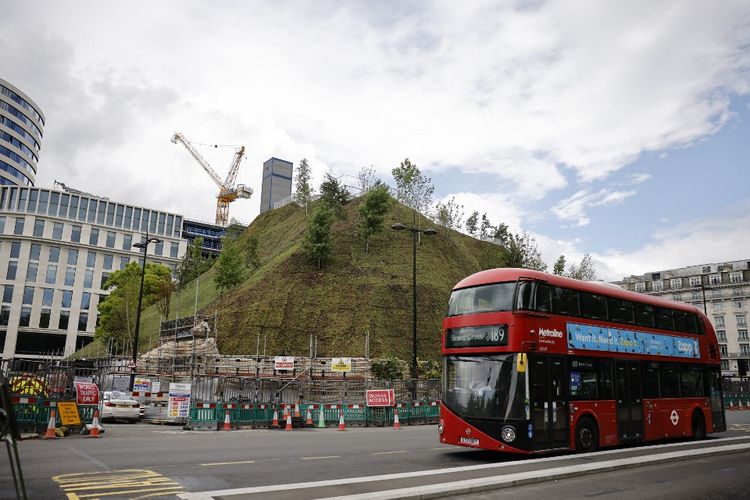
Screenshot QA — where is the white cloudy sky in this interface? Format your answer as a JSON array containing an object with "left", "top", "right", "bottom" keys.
[{"left": 2, "top": 1, "right": 749, "bottom": 281}]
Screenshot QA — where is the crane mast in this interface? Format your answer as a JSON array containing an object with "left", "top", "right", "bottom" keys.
[{"left": 171, "top": 132, "right": 252, "bottom": 227}]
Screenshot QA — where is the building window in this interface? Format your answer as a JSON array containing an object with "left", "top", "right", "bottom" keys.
[
  {"left": 58, "top": 310, "right": 70, "bottom": 330},
  {"left": 100, "top": 272, "right": 110, "bottom": 289},
  {"left": 689, "top": 276, "right": 702, "bottom": 287},
  {"left": 2, "top": 285, "right": 12, "bottom": 303},
  {"left": 78, "top": 312, "right": 88, "bottom": 331},
  {"left": 19, "top": 307, "right": 31, "bottom": 327},
  {"left": 635, "top": 282, "right": 645, "bottom": 292},
  {"left": 6, "top": 261, "right": 17, "bottom": 280},
  {"left": 709, "top": 274, "right": 722, "bottom": 285},
  {"left": 103, "top": 254, "right": 113, "bottom": 270},
  {"left": 89, "top": 228, "right": 99, "bottom": 245},
  {"left": 738, "top": 315, "right": 748, "bottom": 327},
  {"left": 81, "top": 292, "right": 91, "bottom": 310},
  {"left": 86, "top": 251, "right": 96, "bottom": 268},
  {"left": 49, "top": 246, "right": 60, "bottom": 263},
  {"left": 714, "top": 316, "right": 725, "bottom": 327},
  {"left": 714, "top": 302, "right": 724, "bottom": 311},
  {"left": 42, "top": 288, "right": 53, "bottom": 306},
  {"left": 33, "top": 219, "right": 44, "bottom": 237},
  {"left": 739, "top": 329, "right": 749, "bottom": 341},
  {"left": 67, "top": 249, "right": 78, "bottom": 265},
  {"left": 22, "top": 286, "right": 34, "bottom": 304},
  {"left": 123, "top": 233, "right": 132, "bottom": 251},
  {"left": 71, "top": 225, "right": 81, "bottom": 243},
  {"left": 731, "top": 272, "right": 743, "bottom": 284},
  {"left": 154, "top": 240, "right": 163, "bottom": 256},
  {"left": 0, "top": 306, "right": 9, "bottom": 326},
  {"left": 120, "top": 256, "right": 130, "bottom": 270},
  {"left": 52, "top": 222, "right": 63, "bottom": 240},
  {"left": 717, "top": 330, "right": 727, "bottom": 342},
  {"left": 10, "top": 241, "right": 21, "bottom": 258},
  {"left": 25, "top": 262, "right": 37, "bottom": 282},
  {"left": 84, "top": 269, "right": 94, "bottom": 289},
  {"left": 39, "top": 308, "right": 50, "bottom": 328},
  {"left": 62, "top": 290, "right": 73, "bottom": 308},
  {"left": 742, "top": 344, "right": 750, "bottom": 356},
  {"left": 720, "top": 345, "right": 728, "bottom": 357},
  {"left": 170, "top": 242, "right": 179, "bottom": 258},
  {"left": 670, "top": 279, "right": 682, "bottom": 289},
  {"left": 106, "top": 231, "right": 115, "bottom": 248},
  {"left": 652, "top": 281, "right": 663, "bottom": 292},
  {"left": 735, "top": 288, "right": 745, "bottom": 297},
  {"left": 45, "top": 263, "right": 57, "bottom": 284},
  {"left": 29, "top": 243, "right": 40, "bottom": 261},
  {"left": 14, "top": 217, "right": 24, "bottom": 235},
  {"left": 0, "top": 216, "right": 4, "bottom": 233},
  {"left": 64, "top": 266, "right": 76, "bottom": 286}
]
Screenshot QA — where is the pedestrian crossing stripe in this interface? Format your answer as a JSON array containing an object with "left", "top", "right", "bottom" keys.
[{"left": 53, "top": 469, "right": 184, "bottom": 499}]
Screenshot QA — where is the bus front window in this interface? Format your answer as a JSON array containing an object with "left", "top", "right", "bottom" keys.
[
  {"left": 447, "top": 283, "right": 517, "bottom": 316},
  {"left": 443, "top": 354, "right": 526, "bottom": 421}
]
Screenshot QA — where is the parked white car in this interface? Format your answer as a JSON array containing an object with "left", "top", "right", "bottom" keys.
[{"left": 101, "top": 391, "right": 141, "bottom": 422}]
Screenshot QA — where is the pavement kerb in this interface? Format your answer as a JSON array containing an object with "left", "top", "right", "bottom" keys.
[{"left": 324, "top": 442, "right": 750, "bottom": 500}]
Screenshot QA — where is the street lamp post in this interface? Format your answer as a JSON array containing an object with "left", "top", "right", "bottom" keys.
[
  {"left": 391, "top": 222, "right": 437, "bottom": 389},
  {"left": 696, "top": 283, "right": 707, "bottom": 314},
  {"left": 129, "top": 233, "right": 162, "bottom": 392}
]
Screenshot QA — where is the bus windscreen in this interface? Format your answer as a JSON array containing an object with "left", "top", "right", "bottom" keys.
[{"left": 447, "top": 282, "right": 516, "bottom": 316}]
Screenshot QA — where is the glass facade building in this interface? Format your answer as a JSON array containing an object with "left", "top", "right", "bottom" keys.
[
  {"left": 259, "top": 157, "right": 293, "bottom": 214},
  {"left": 0, "top": 185, "right": 187, "bottom": 360},
  {"left": 0, "top": 78, "right": 43, "bottom": 187}
]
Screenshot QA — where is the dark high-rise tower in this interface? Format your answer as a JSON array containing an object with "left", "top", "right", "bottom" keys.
[{"left": 260, "top": 157, "right": 293, "bottom": 214}]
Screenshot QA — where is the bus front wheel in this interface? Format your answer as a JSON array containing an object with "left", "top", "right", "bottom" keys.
[
  {"left": 575, "top": 417, "right": 599, "bottom": 453},
  {"left": 692, "top": 410, "right": 706, "bottom": 441}
]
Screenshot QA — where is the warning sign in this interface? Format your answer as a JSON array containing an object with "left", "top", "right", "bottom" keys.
[
  {"left": 74, "top": 382, "right": 100, "bottom": 405},
  {"left": 57, "top": 401, "right": 82, "bottom": 427},
  {"left": 366, "top": 389, "right": 395, "bottom": 407},
  {"left": 274, "top": 356, "right": 295, "bottom": 371},
  {"left": 168, "top": 383, "right": 191, "bottom": 419},
  {"left": 331, "top": 357, "right": 352, "bottom": 373}
]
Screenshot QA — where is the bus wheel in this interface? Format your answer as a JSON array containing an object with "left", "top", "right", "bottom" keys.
[
  {"left": 575, "top": 417, "right": 598, "bottom": 453},
  {"left": 692, "top": 410, "right": 706, "bottom": 441}
]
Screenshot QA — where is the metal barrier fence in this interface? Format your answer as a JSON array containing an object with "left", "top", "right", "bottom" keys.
[{"left": 10, "top": 396, "right": 99, "bottom": 435}]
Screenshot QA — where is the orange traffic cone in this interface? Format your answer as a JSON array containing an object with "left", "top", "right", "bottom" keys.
[
  {"left": 271, "top": 408, "right": 280, "bottom": 427},
  {"left": 43, "top": 408, "right": 58, "bottom": 439},
  {"left": 338, "top": 410, "right": 346, "bottom": 431},
  {"left": 393, "top": 409, "right": 401, "bottom": 430},
  {"left": 294, "top": 402, "right": 301, "bottom": 418},
  {"left": 285, "top": 411, "right": 293, "bottom": 431},
  {"left": 88, "top": 409, "right": 102, "bottom": 438},
  {"left": 305, "top": 407, "right": 313, "bottom": 426},
  {"left": 223, "top": 410, "right": 231, "bottom": 431}
]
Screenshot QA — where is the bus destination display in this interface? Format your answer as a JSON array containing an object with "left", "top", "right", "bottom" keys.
[{"left": 446, "top": 325, "right": 507, "bottom": 348}]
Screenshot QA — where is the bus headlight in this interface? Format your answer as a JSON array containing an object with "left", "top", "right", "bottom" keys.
[
  {"left": 501, "top": 425, "right": 516, "bottom": 443},
  {"left": 438, "top": 420, "right": 445, "bottom": 435}
]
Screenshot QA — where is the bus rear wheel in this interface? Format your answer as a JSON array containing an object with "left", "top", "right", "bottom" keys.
[
  {"left": 575, "top": 417, "right": 599, "bottom": 453},
  {"left": 692, "top": 410, "right": 706, "bottom": 441}
]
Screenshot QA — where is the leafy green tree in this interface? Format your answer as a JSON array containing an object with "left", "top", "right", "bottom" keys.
[
  {"left": 433, "top": 196, "right": 464, "bottom": 233},
  {"left": 214, "top": 241, "right": 247, "bottom": 294},
  {"left": 417, "top": 358, "right": 441, "bottom": 379},
  {"left": 358, "top": 184, "right": 392, "bottom": 252},
  {"left": 465, "top": 211, "right": 479, "bottom": 237},
  {"left": 319, "top": 172, "right": 350, "bottom": 219},
  {"left": 479, "top": 213, "right": 492, "bottom": 240},
  {"left": 96, "top": 261, "right": 173, "bottom": 347},
  {"left": 504, "top": 231, "right": 547, "bottom": 271},
  {"left": 370, "top": 357, "right": 408, "bottom": 380},
  {"left": 566, "top": 254, "right": 597, "bottom": 281},
  {"left": 294, "top": 158, "right": 314, "bottom": 213},
  {"left": 357, "top": 166, "right": 380, "bottom": 193},
  {"left": 553, "top": 255, "right": 567, "bottom": 276},
  {"left": 391, "top": 158, "right": 434, "bottom": 215},
  {"left": 304, "top": 205, "right": 335, "bottom": 269},
  {"left": 177, "top": 237, "right": 211, "bottom": 288}
]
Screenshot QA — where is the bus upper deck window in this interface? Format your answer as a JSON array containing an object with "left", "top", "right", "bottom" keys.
[{"left": 536, "top": 283, "right": 553, "bottom": 312}]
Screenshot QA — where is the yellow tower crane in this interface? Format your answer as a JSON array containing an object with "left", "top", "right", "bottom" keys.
[{"left": 171, "top": 132, "right": 252, "bottom": 227}]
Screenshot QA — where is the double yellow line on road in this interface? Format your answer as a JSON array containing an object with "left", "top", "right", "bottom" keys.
[{"left": 53, "top": 469, "right": 184, "bottom": 499}]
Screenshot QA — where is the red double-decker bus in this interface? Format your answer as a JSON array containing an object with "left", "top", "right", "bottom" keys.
[{"left": 439, "top": 268, "right": 725, "bottom": 454}]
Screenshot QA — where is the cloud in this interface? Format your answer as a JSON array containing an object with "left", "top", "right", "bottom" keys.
[
  {"left": 552, "top": 188, "right": 637, "bottom": 227},
  {"left": 629, "top": 172, "right": 651, "bottom": 184}
]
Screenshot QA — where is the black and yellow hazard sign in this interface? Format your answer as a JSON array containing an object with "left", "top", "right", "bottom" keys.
[
  {"left": 9, "top": 375, "right": 48, "bottom": 396},
  {"left": 53, "top": 469, "right": 184, "bottom": 499},
  {"left": 56, "top": 402, "right": 82, "bottom": 427},
  {"left": 331, "top": 357, "right": 352, "bottom": 373}
]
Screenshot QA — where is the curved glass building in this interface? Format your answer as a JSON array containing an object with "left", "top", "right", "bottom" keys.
[{"left": 0, "top": 78, "right": 44, "bottom": 187}]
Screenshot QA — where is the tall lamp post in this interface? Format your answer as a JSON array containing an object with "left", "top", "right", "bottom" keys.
[
  {"left": 129, "top": 233, "right": 162, "bottom": 391},
  {"left": 696, "top": 283, "right": 707, "bottom": 314},
  {"left": 391, "top": 223, "right": 437, "bottom": 388}
]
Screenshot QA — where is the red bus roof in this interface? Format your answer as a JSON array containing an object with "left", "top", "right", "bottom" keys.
[{"left": 453, "top": 268, "right": 706, "bottom": 316}]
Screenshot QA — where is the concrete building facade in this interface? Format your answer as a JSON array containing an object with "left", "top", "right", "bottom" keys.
[
  {"left": 615, "top": 260, "right": 750, "bottom": 377},
  {"left": 0, "top": 78, "right": 44, "bottom": 186},
  {"left": 0, "top": 185, "right": 187, "bottom": 360},
  {"left": 259, "top": 157, "right": 293, "bottom": 214}
]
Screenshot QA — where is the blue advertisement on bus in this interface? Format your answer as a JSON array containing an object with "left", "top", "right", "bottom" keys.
[{"left": 566, "top": 322, "right": 700, "bottom": 359}]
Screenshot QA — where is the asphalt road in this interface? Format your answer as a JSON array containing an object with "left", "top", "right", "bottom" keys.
[{"left": 3, "top": 411, "right": 750, "bottom": 499}]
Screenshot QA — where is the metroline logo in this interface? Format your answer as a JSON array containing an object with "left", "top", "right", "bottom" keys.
[{"left": 539, "top": 328, "right": 563, "bottom": 338}]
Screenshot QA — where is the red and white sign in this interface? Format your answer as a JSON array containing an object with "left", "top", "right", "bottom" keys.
[
  {"left": 366, "top": 389, "right": 395, "bottom": 407},
  {"left": 74, "top": 382, "right": 100, "bottom": 405},
  {"left": 274, "top": 356, "right": 295, "bottom": 371}
]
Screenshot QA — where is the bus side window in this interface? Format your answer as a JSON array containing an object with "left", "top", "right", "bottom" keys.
[
  {"left": 642, "top": 362, "right": 660, "bottom": 398},
  {"left": 655, "top": 308, "right": 675, "bottom": 331},
  {"left": 554, "top": 287, "right": 580, "bottom": 316},
  {"left": 516, "top": 281, "right": 533, "bottom": 310},
  {"left": 536, "top": 284, "right": 553, "bottom": 312},
  {"left": 597, "top": 359, "right": 613, "bottom": 400},
  {"left": 660, "top": 363, "right": 680, "bottom": 397},
  {"left": 580, "top": 292, "right": 607, "bottom": 320},
  {"left": 680, "top": 364, "right": 703, "bottom": 397}
]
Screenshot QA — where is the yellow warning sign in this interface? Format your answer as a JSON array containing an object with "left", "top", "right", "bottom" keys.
[
  {"left": 331, "top": 357, "right": 352, "bottom": 373},
  {"left": 516, "top": 353, "right": 527, "bottom": 373},
  {"left": 57, "top": 401, "right": 82, "bottom": 427}
]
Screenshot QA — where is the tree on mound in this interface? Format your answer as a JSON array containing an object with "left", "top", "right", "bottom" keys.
[
  {"left": 358, "top": 183, "right": 391, "bottom": 252},
  {"left": 214, "top": 241, "right": 247, "bottom": 294},
  {"left": 304, "top": 205, "right": 335, "bottom": 269}
]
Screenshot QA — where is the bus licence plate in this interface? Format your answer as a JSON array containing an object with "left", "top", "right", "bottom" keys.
[{"left": 460, "top": 437, "right": 479, "bottom": 446}]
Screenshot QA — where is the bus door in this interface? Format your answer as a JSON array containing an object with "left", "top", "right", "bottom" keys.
[
  {"left": 615, "top": 360, "right": 643, "bottom": 442},
  {"left": 530, "top": 356, "right": 569, "bottom": 449}
]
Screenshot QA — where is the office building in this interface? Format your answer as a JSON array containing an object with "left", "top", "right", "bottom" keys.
[
  {"left": 614, "top": 260, "right": 750, "bottom": 377},
  {"left": 0, "top": 184, "right": 187, "bottom": 360},
  {"left": 0, "top": 78, "right": 44, "bottom": 186},
  {"left": 259, "top": 157, "right": 293, "bottom": 214}
]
